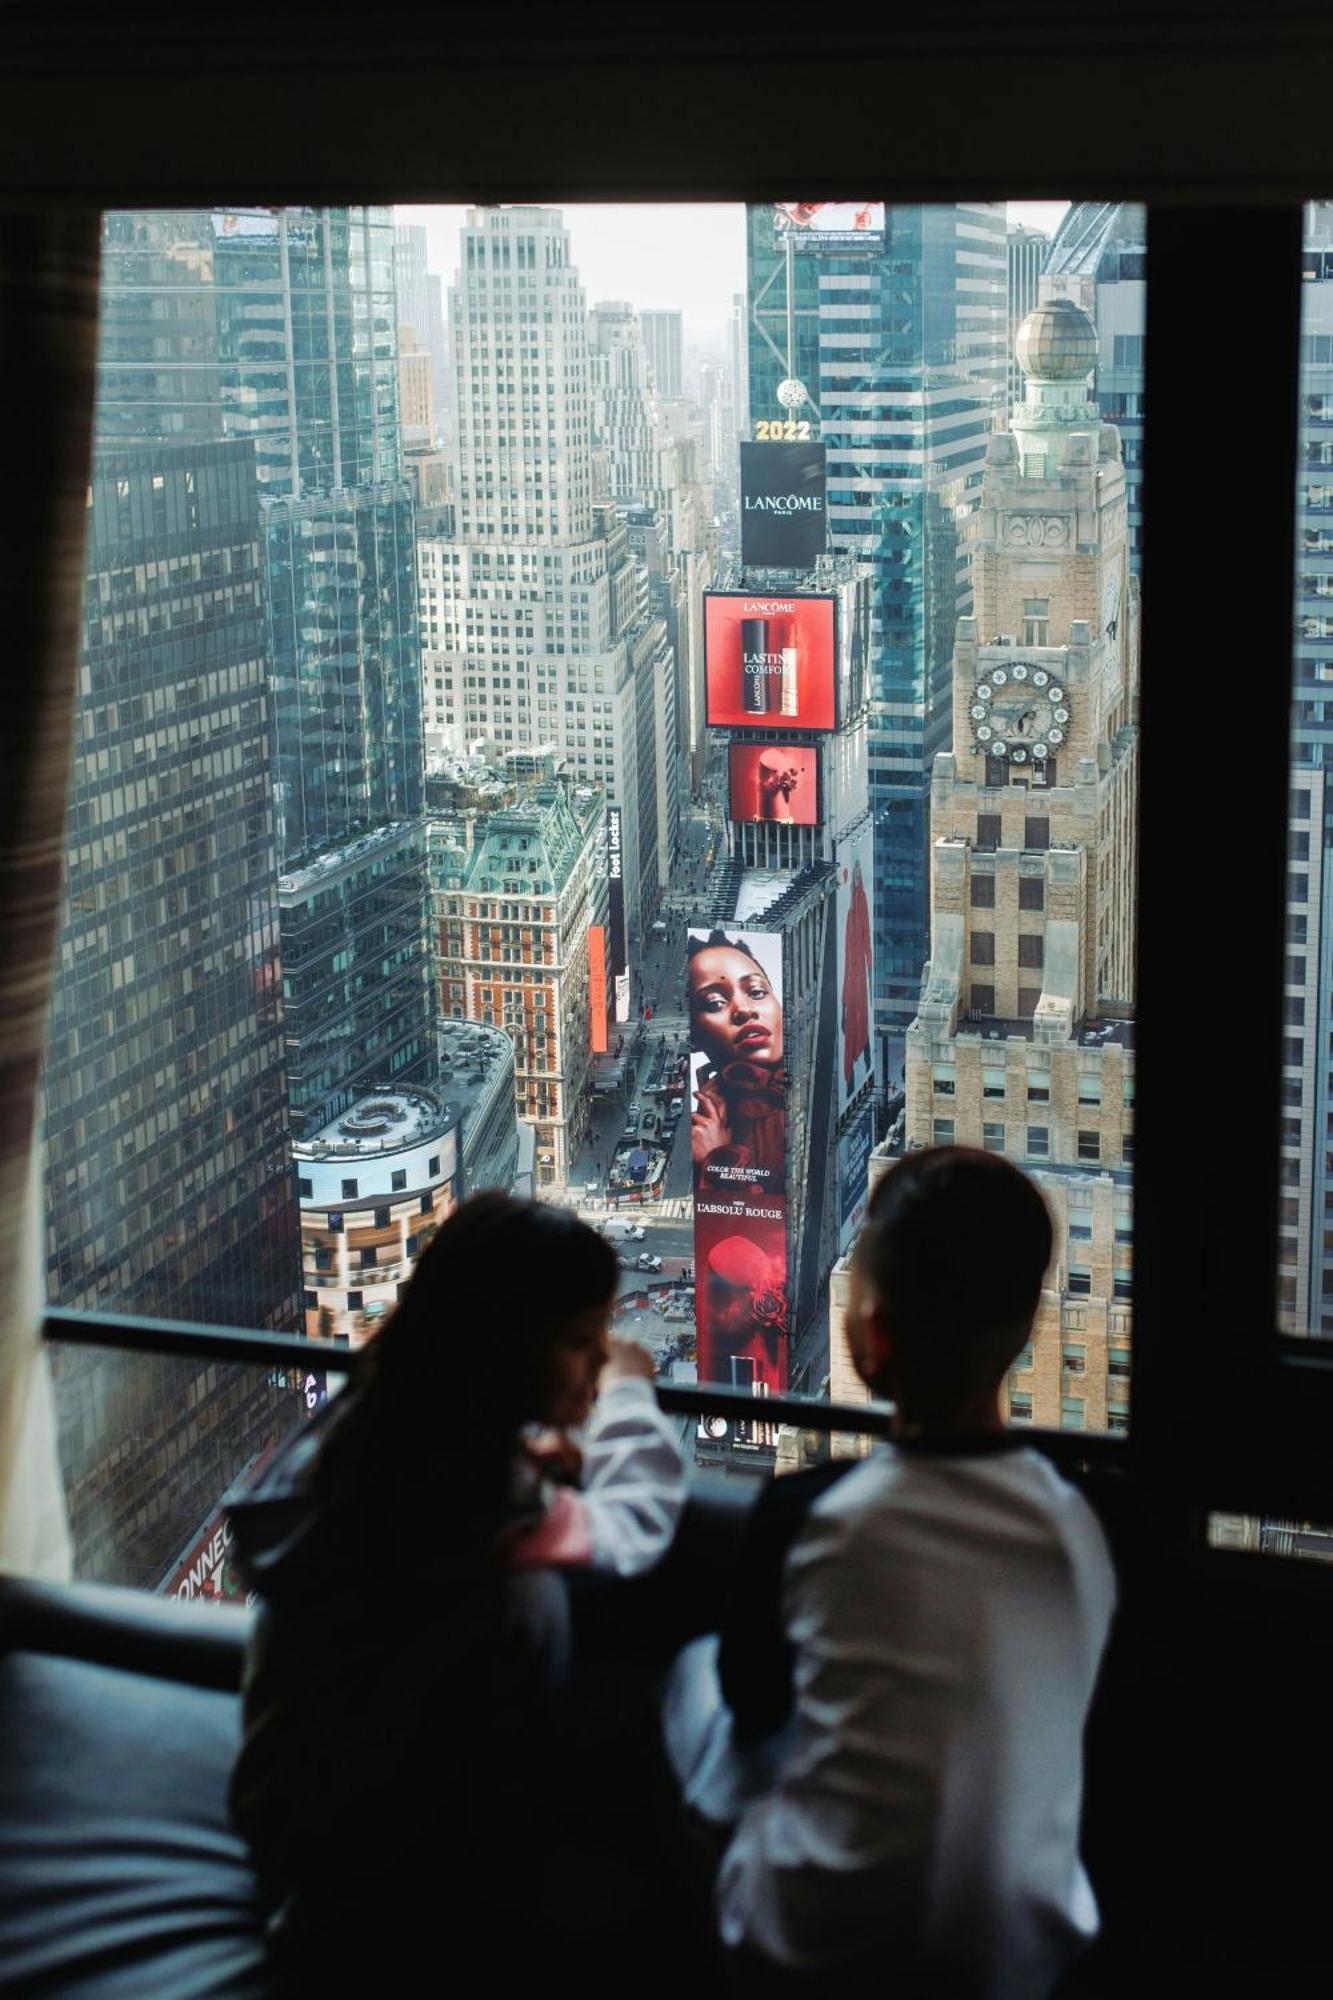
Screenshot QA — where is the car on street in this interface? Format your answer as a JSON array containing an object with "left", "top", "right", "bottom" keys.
[{"left": 636, "top": 1252, "right": 663, "bottom": 1272}]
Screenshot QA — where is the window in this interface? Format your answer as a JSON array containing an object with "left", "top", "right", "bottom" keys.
[
  {"left": 970, "top": 874, "right": 995, "bottom": 908},
  {"left": 327, "top": 1211, "right": 344, "bottom": 1235},
  {"left": 1078, "top": 1130, "right": 1101, "bottom": 1162},
  {"left": 983, "top": 1122, "right": 1005, "bottom": 1151},
  {"left": 976, "top": 814, "right": 1001, "bottom": 850},
  {"left": 298, "top": 1177, "right": 313, "bottom": 1198},
  {"left": 420, "top": 1193, "right": 433, "bottom": 1215},
  {"left": 933, "top": 1063, "right": 956, "bottom": 1096},
  {"left": 1060, "top": 1399, "right": 1087, "bottom": 1431},
  {"left": 347, "top": 1291, "right": 363, "bottom": 1312},
  {"left": 933, "top": 1119, "right": 955, "bottom": 1145},
  {"left": 303, "top": 1289, "right": 317, "bottom": 1310},
  {"left": 374, "top": 1207, "right": 390, "bottom": 1229},
  {"left": 1068, "top": 1266, "right": 1092, "bottom": 1297},
  {"left": 360, "top": 1246, "right": 377, "bottom": 1269},
  {"left": 1024, "top": 816, "right": 1050, "bottom": 851},
  {"left": 341, "top": 1178, "right": 358, "bottom": 1201},
  {"left": 1027, "top": 1073, "right": 1050, "bottom": 1103},
  {"left": 970, "top": 984, "right": 995, "bottom": 1015},
  {"left": 1009, "top": 1393, "right": 1033, "bottom": 1422},
  {"left": 983, "top": 1065, "right": 1006, "bottom": 1099},
  {"left": 1078, "top": 1076, "right": 1102, "bottom": 1106},
  {"left": 392, "top": 1169, "right": 408, "bottom": 1192},
  {"left": 1017, "top": 934, "right": 1044, "bottom": 969},
  {"left": 1026, "top": 1126, "right": 1049, "bottom": 1156},
  {"left": 1018, "top": 876, "right": 1044, "bottom": 911},
  {"left": 1062, "top": 1345, "right": 1086, "bottom": 1373},
  {"left": 1017, "top": 987, "right": 1041, "bottom": 1019},
  {"left": 971, "top": 931, "right": 995, "bottom": 966},
  {"left": 429, "top": 1155, "right": 441, "bottom": 1176},
  {"left": 1023, "top": 598, "right": 1050, "bottom": 646}
]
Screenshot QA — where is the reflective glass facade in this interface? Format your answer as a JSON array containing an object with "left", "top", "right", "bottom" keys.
[
  {"left": 746, "top": 205, "right": 1006, "bottom": 1064},
  {"left": 45, "top": 439, "right": 303, "bottom": 1583}
]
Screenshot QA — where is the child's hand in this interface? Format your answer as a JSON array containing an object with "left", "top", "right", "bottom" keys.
[{"left": 525, "top": 1430, "right": 584, "bottom": 1483}]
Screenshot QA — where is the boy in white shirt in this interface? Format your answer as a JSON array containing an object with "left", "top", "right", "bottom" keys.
[{"left": 667, "top": 1146, "right": 1117, "bottom": 1999}]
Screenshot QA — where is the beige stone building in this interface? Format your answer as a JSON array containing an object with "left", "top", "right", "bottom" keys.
[{"left": 896, "top": 298, "right": 1140, "bottom": 1436}]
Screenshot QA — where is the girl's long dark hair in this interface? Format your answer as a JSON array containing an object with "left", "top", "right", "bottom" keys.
[{"left": 313, "top": 1193, "right": 618, "bottom": 1579}]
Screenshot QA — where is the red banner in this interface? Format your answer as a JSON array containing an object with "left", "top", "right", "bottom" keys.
[{"left": 588, "top": 925, "right": 609, "bottom": 1054}]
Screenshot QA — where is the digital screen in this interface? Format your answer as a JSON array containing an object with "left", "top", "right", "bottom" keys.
[
  {"left": 728, "top": 743, "right": 820, "bottom": 827},
  {"left": 775, "top": 201, "right": 885, "bottom": 237},
  {"left": 704, "top": 592, "right": 836, "bottom": 732},
  {"left": 687, "top": 926, "right": 788, "bottom": 1399},
  {"left": 740, "top": 440, "right": 827, "bottom": 568}
]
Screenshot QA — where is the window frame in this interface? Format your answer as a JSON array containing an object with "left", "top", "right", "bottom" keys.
[{"left": 14, "top": 33, "right": 1327, "bottom": 1524}]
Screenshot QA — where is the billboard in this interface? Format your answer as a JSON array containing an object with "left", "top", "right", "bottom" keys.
[
  {"left": 775, "top": 201, "right": 886, "bottom": 239},
  {"left": 728, "top": 743, "right": 820, "bottom": 827},
  {"left": 836, "top": 816, "right": 876, "bottom": 1118},
  {"left": 588, "top": 925, "right": 609, "bottom": 1054},
  {"left": 740, "top": 440, "right": 827, "bottom": 569},
  {"left": 688, "top": 925, "right": 788, "bottom": 1401},
  {"left": 704, "top": 592, "right": 836, "bottom": 731},
  {"left": 838, "top": 1107, "right": 875, "bottom": 1254},
  {"left": 604, "top": 805, "right": 629, "bottom": 1020}
]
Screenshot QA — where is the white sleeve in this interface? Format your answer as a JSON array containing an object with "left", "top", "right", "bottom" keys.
[
  {"left": 578, "top": 1375, "right": 688, "bottom": 1577},
  {"left": 715, "top": 1506, "right": 938, "bottom": 1974}
]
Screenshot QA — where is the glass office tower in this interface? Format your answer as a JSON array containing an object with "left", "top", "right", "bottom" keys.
[
  {"left": 97, "top": 208, "right": 432, "bottom": 1133},
  {"left": 45, "top": 439, "right": 303, "bottom": 1584},
  {"left": 746, "top": 204, "right": 1007, "bottom": 1071}
]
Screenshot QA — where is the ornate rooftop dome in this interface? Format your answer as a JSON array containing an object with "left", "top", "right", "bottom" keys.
[{"left": 1014, "top": 298, "right": 1099, "bottom": 382}]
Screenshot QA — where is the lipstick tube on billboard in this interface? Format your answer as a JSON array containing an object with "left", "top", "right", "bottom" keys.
[
  {"left": 741, "top": 617, "right": 770, "bottom": 715},
  {"left": 780, "top": 618, "right": 799, "bottom": 718}
]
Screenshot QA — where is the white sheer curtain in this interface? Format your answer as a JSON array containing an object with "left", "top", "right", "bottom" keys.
[{"left": 0, "top": 213, "right": 100, "bottom": 1579}]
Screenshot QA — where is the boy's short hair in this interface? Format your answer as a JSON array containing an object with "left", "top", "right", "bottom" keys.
[{"left": 855, "top": 1147, "right": 1053, "bottom": 1419}]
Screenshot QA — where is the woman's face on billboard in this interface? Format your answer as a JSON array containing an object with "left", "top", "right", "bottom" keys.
[{"left": 688, "top": 945, "right": 784, "bottom": 1068}]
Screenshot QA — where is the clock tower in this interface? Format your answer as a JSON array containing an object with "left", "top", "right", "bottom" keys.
[{"left": 901, "top": 296, "right": 1140, "bottom": 1435}]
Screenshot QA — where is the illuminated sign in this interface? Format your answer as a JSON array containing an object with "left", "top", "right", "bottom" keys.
[
  {"left": 687, "top": 926, "right": 788, "bottom": 1404},
  {"left": 728, "top": 743, "right": 821, "bottom": 827},
  {"left": 589, "top": 926, "right": 609, "bottom": 1053},
  {"left": 740, "top": 441, "right": 826, "bottom": 569},
  {"left": 774, "top": 201, "right": 885, "bottom": 241},
  {"left": 704, "top": 591, "right": 837, "bottom": 732}
]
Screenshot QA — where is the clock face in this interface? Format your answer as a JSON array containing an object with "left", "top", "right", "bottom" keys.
[
  {"left": 1101, "top": 566, "right": 1122, "bottom": 644},
  {"left": 972, "top": 664, "right": 1069, "bottom": 762}
]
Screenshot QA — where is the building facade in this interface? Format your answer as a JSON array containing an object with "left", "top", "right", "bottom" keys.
[
  {"left": 900, "top": 298, "right": 1139, "bottom": 1433},
  {"left": 97, "top": 206, "right": 434, "bottom": 1137},
  {"left": 296, "top": 1087, "right": 459, "bottom": 1345},
  {"left": 640, "top": 307, "right": 683, "bottom": 399},
  {"left": 1042, "top": 203, "right": 1147, "bottom": 577},
  {"left": 430, "top": 206, "right": 670, "bottom": 951},
  {"left": 1007, "top": 222, "right": 1049, "bottom": 419},
  {"left": 437, "top": 1019, "right": 520, "bottom": 1196},
  {"left": 44, "top": 439, "right": 304, "bottom": 1585},
  {"left": 429, "top": 777, "right": 608, "bottom": 1185}
]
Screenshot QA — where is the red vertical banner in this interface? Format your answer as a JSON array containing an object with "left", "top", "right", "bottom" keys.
[
  {"left": 687, "top": 925, "right": 789, "bottom": 1409},
  {"left": 588, "top": 925, "right": 609, "bottom": 1054}
]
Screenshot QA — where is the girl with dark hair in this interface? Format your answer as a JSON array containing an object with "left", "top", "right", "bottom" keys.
[
  {"left": 687, "top": 930, "right": 785, "bottom": 1199},
  {"left": 226, "top": 1192, "right": 686, "bottom": 1977}
]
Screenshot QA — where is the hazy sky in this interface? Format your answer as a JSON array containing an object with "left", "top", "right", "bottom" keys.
[{"left": 402, "top": 201, "right": 1071, "bottom": 346}]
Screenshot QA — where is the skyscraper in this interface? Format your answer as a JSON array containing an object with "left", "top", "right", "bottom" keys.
[
  {"left": 433, "top": 206, "right": 675, "bottom": 951},
  {"left": 640, "top": 308, "right": 683, "bottom": 399},
  {"left": 97, "top": 208, "right": 434, "bottom": 1138},
  {"left": 900, "top": 298, "right": 1139, "bottom": 1431},
  {"left": 1006, "top": 222, "right": 1049, "bottom": 418},
  {"left": 1042, "top": 203, "right": 1146, "bottom": 576},
  {"left": 1284, "top": 201, "right": 1333, "bottom": 1335},
  {"left": 45, "top": 438, "right": 304, "bottom": 1584},
  {"left": 746, "top": 203, "right": 1008, "bottom": 1063}
]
